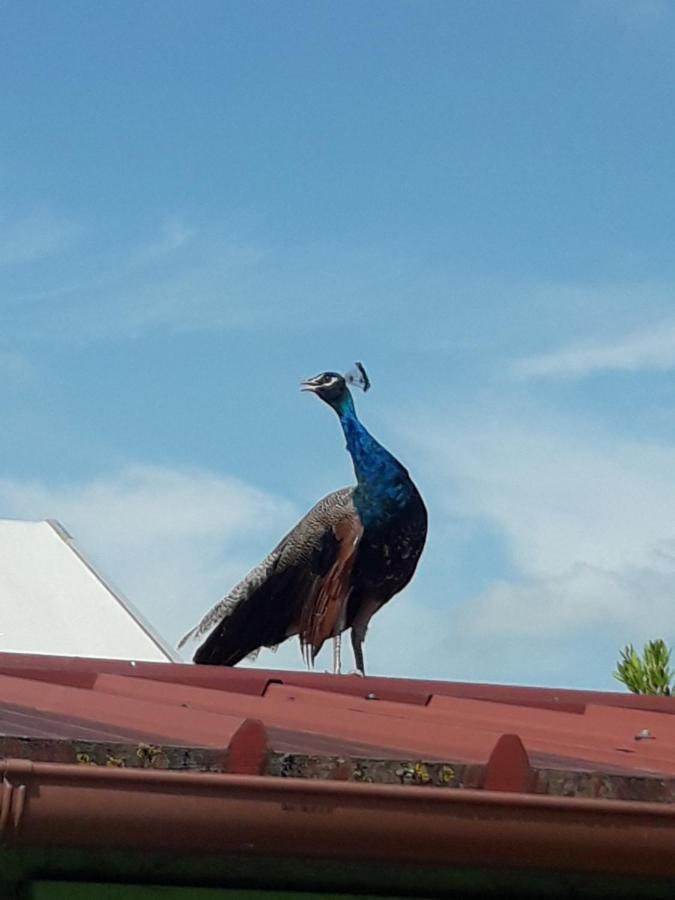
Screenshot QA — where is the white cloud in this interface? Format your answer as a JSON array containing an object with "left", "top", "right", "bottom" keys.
[
  {"left": 418, "top": 416, "right": 675, "bottom": 575},
  {"left": 0, "top": 464, "right": 296, "bottom": 648},
  {"left": 462, "top": 563, "right": 675, "bottom": 640},
  {"left": 514, "top": 318, "right": 675, "bottom": 379},
  {"left": 0, "top": 211, "right": 80, "bottom": 266},
  {"left": 404, "top": 409, "right": 675, "bottom": 661}
]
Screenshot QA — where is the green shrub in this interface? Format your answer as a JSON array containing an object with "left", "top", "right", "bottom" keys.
[{"left": 614, "top": 639, "right": 673, "bottom": 696}]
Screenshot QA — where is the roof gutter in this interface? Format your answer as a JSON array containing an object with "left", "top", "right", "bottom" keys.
[{"left": 2, "top": 759, "right": 675, "bottom": 878}]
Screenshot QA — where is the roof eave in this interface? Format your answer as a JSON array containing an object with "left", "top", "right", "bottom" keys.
[{"left": 3, "top": 759, "right": 675, "bottom": 879}]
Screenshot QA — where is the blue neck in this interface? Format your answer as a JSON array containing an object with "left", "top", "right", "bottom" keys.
[{"left": 335, "top": 394, "right": 412, "bottom": 525}]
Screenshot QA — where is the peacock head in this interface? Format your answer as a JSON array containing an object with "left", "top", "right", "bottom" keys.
[
  {"left": 301, "top": 362, "right": 370, "bottom": 412},
  {"left": 300, "top": 371, "right": 349, "bottom": 409}
]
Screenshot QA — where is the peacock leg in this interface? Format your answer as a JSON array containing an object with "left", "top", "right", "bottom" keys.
[{"left": 332, "top": 634, "right": 342, "bottom": 674}]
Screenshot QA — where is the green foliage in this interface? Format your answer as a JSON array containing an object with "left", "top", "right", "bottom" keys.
[{"left": 614, "top": 639, "right": 673, "bottom": 696}]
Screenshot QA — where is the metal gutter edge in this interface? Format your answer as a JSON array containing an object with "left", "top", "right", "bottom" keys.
[{"left": 1, "top": 759, "right": 674, "bottom": 878}]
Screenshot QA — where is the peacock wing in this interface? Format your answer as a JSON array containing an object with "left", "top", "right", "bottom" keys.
[
  {"left": 297, "top": 514, "right": 364, "bottom": 663},
  {"left": 176, "top": 542, "right": 284, "bottom": 654},
  {"left": 178, "top": 487, "right": 362, "bottom": 666}
]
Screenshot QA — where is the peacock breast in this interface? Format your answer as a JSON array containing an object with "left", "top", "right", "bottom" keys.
[{"left": 353, "top": 493, "right": 427, "bottom": 597}]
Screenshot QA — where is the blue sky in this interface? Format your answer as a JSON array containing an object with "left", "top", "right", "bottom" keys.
[{"left": 2, "top": 0, "right": 675, "bottom": 688}]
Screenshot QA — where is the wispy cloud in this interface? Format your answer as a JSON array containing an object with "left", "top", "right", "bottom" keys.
[
  {"left": 399, "top": 405, "right": 675, "bottom": 685},
  {"left": 137, "top": 217, "right": 195, "bottom": 260},
  {"left": 415, "top": 412, "right": 675, "bottom": 578},
  {"left": 462, "top": 563, "right": 675, "bottom": 640},
  {"left": 4, "top": 223, "right": 267, "bottom": 341},
  {"left": 0, "top": 211, "right": 80, "bottom": 267},
  {"left": 3, "top": 221, "right": 410, "bottom": 342},
  {"left": 514, "top": 318, "right": 675, "bottom": 379}
]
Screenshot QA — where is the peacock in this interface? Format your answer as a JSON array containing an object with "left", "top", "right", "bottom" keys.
[{"left": 179, "top": 363, "right": 427, "bottom": 675}]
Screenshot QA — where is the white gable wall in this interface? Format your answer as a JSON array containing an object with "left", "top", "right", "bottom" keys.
[{"left": 0, "top": 519, "right": 176, "bottom": 662}]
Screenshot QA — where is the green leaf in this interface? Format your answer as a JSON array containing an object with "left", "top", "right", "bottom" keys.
[{"left": 614, "top": 639, "right": 673, "bottom": 696}]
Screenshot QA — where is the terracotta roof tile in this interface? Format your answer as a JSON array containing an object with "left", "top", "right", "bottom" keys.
[
  {"left": 2, "top": 652, "right": 675, "bottom": 888},
  {"left": 0, "top": 651, "right": 673, "bottom": 804}
]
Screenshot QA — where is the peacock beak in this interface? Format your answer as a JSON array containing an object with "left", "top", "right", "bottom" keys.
[{"left": 300, "top": 378, "right": 320, "bottom": 392}]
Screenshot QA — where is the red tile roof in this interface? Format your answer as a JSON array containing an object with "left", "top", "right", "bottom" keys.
[
  {"left": 1, "top": 651, "right": 675, "bottom": 887},
  {"left": 0, "top": 651, "right": 673, "bottom": 796}
]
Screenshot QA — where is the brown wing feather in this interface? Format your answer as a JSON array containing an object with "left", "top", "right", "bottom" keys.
[
  {"left": 181, "top": 487, "right": 360, "bottom": 667},
  {"left": 298, "top": 515, "right": 364, "bottom": 663}
]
